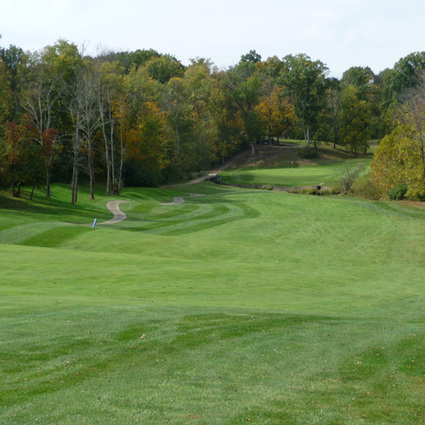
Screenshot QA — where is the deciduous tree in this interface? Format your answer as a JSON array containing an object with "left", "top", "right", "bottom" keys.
[
  {"left": 20, "top": 40, "right": 81, "bottom": 197},
  {"left": 1, "top": 117, "right": 39, "bottom": 197},
  {"left": 340, "top": 85, "right": 372, "bottom": 157},
  {"left": 280, "top": 54, "right": 328, "bottom": 149},
  {"left": 371, "top": 81, "right": 425, "bottom": 200},
  {"left": 223, "top": 59, "right": 264, "bottom": 155},
  {"left": 256, "top": 84, "right": 295, "bottom": 142}
]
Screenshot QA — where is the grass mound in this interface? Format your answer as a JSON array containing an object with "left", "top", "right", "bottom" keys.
[{"left": 220, "top": 144, "right": 372, "bottom": 189}]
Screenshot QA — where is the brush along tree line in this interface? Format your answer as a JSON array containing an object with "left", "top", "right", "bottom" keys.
[{"left": 1, "top": 37, "right": 425, "bottom": 201}]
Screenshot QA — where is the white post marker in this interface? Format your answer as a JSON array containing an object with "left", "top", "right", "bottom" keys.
[{"left": 92, "top": 218, "right": 97, "bottom": 228}]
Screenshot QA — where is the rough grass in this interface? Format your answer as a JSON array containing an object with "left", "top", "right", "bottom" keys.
[{"left": 1, "top": 182, "right": 425, "bottom": 424}]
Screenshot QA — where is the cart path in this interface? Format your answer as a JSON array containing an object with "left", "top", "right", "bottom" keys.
[
  {"left": 97, "top": 201, "right": 129, "bottom": 225},
  {"left": 161, "top": 149, "right": 250, "bottom": 188},
  {"left": 95, "top": 195, "right": 205, "bottom": 226}
]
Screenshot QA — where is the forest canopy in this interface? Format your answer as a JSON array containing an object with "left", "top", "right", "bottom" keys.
[{"left": 1, "top": 37, "right": 425, "bottom": 201}]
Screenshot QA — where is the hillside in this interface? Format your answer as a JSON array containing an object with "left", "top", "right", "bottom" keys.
[
  {"left": 228, "top": 143, "right": 361, "bottom": 169},
  {"left": 1, "top": 170, "right": 425, "bottom": 424},
  {"left": 218, "top": 143, "right": 372, "bottom": 191}
]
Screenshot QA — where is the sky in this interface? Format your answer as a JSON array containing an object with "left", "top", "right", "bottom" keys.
[{"left": 1, "top": 0, "right": 425, "bottom": 77}]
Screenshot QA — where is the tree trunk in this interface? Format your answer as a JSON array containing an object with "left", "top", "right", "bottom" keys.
[
  {"left": 174, "top": 121, "right": 184, "bottom": 179},
  {"left": 30, "top": 183, "right": 36, "bottom": 201},
  {"left": 71, "top": 170, "right": 79, "bottom": 205},
  {"left": 46, "top": 168, "right": 51, "bottom": 198},
  {"left": 89, "top": 169, "right": 95, "bottom": 200},
  {"left": 419, "top": 130, "right": 425, "bottom": 180},
  {"left": 11, "top": 181, "right": 19, "bottom": 198},
  {"left": 71, "top": 144, "right": 79, "bottom": 205},
  {"left": 250, "top": 142, "right": 255, "bottom": 156},
  {"left": 99, "top": 97, "right": 111, "bottom": 196},
  {"left": 103, "top": 129, "right": 111, "bottom": 196},
  {"left": 104, "top": 128, "right": 112, "bottom": 196},
  {"left": 71, "top": 168, "right": 76, "bottom": 205},
  {"left": 106, "top": 160, "right": 111, "bottom": 196},
  {"left": 88, "top": 145, "right": 95, "bottom": 200},
  {"left": 306, "top": 125, "right": 311, "bottom": 150},
  {"left": 118, "top": 119, "right": 124, "bottom": 196},
  {"left": 110, "top": 129, "right": 115, "bottom": 195},
  {"left": 75, "top": 174, "right": 78, "bottom": 203}
]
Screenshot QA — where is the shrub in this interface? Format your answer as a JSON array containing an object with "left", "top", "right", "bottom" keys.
[
  {"left": 335, "top": 165, "right": 362, "bottom": 195},
  {"left": 352, "top": 175, "right": 382, "bottom": 200},
  {"left": 299, "top": 187, "right": 319, "bottom": 195},
  {"left": 298, "top": 148, "right": 319, "bottom": 159},
  {"left": 388, "top": 184, "right": 408, "bottom": 201},
  {"left": 406, "top": 185, "right": 425, "bottom": 201},
  {"left": 321, "top": 189, "right": 340, "bottom": 196}
]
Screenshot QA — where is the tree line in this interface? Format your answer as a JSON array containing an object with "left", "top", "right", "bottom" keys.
[{"left": 1, "top": 37, "right": 424, "bottom": 201}]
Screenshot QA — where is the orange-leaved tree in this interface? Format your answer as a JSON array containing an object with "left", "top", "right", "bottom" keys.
[{"left": 256, "top": 84, "right": 296, "bottom": 143}]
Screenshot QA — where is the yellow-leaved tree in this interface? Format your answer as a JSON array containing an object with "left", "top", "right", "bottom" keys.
[
  {"left": 371, "top": 70, "right": 425, "bottom": 200},
  {"left": 371, "top": 122, "right": 425, "bottom": 200},
  {"left": 256, "top": 84, "right": 296, "bottom": 143}
]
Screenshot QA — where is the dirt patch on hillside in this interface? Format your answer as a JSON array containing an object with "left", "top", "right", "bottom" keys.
[
  {"left": 228, "top": 144, "right": 370, "bottom": 170},
  {"left": 229, "top": 145, "right": 299, "bottom": 169}
]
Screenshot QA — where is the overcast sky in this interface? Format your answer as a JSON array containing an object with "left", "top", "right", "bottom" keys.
[{"left": 1, "top": 0, "right": 425, "bottom": 77}]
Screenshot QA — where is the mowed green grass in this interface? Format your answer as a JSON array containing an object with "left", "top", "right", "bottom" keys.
[
  {"left": 1, "top": 182, "right": 425, "bottom": 424},
  {"left": 220, "top": 145, "right": 371, "bottom": 188}
]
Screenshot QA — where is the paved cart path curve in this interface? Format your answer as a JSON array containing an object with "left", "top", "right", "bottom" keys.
[{"left": 97, "top": 200, "right": 129, "bottom": 225}]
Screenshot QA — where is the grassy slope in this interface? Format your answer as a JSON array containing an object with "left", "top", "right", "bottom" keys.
[
  {"left": 219, "top": 144, "right": 372, "bottom": 188},
  {"left": 1, "top": 180, "right": 425, "bottom": 424}
]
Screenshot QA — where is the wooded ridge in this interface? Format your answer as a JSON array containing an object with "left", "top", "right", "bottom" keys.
[{"left": 1, "top": 39, "right": 424, "bottom": 201}]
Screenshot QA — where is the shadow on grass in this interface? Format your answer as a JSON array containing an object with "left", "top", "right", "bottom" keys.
[
  {"left": 0, "top": 186, "right": 111, "bottom": 222},
  {"left": 0, "top": 195, "right": 110, "bottom": 223}
]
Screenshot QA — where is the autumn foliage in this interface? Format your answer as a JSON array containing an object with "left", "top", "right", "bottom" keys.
[{"left": 1, "top": 41, "right": 425, "bottom": 201}]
